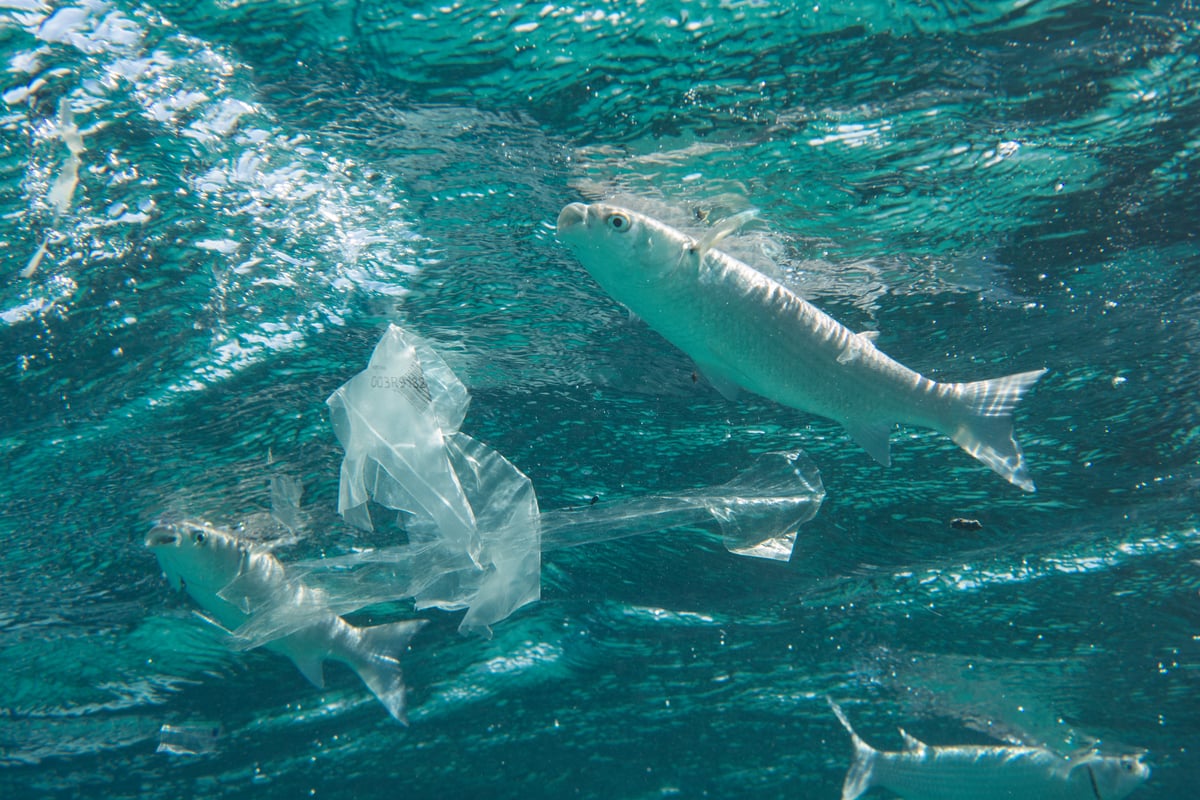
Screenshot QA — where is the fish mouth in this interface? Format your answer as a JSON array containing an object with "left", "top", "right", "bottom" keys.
[
  {"left": 145, "top": 525, "right": 179, "bottom": 548},
  {"left": 556, "top": 202, "right": 588, "bottom": 231}
]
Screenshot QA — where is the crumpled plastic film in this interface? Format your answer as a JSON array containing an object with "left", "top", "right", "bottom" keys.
[
  {"left": 424, "top": 432, "right": 539, "bottom": 637},
  {"left": 326, "top": 325, "right": 479, "bottom": 561},
  {"left": 277, "top": 325, "right": 825, "bottom": 643},
  {"left": 537, "top": 451, "right": 823, "bottom": 561},
  {"left": 277, "top": 451, "right": 824, "bottom": 646},
  {"left": 324, "top": 324, "right": 539, "bottom": 637}
]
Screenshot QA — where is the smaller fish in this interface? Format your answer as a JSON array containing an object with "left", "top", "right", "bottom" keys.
[
  {"left": 828, "top": 697, "right": 1149, "bottom": 800},
  {"left": 147, "top": 520, "right": 426, "bottom": 723}
]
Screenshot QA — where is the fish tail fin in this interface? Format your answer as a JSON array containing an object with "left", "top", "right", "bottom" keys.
[
  {"left": 827, "top": 697, "right": 878, "bottom": 800},
  {"left": 943, "top": 368, "right": 1047, "bottom": 492},
  {"left": 340, "top": 619, "right": 427, "bottom": 724}
]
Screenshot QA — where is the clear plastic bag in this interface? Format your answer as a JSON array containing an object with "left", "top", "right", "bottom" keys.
[
  {"left": 234, "top": 325, "right": 824, "bottom": 647},
  {"left": 324, "top": 325, "right": 539, "bottom": 637}
]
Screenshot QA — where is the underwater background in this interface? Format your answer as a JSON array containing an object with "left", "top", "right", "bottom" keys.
[{"left": 2, "top": 0, "right": 1198, "bottom": 797}]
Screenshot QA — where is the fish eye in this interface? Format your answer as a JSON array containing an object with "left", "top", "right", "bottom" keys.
[
  {"left": 606, "top": 212, "right": 631, "bottom": 233},
  {"left": 193, "top": 531, "right": 206, "bottom": 545}
]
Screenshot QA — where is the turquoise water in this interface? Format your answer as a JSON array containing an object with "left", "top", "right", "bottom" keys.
[{"left": 2, "top": 1, "right": 1198, "bottom": 797}]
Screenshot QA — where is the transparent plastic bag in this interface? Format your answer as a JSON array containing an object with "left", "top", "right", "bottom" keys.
[{"left": 324, "top": 325, "right": 538, "bottom": 636}]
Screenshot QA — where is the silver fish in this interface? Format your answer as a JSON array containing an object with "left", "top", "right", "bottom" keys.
[
  {"left": 147, "top": 520, "right": 426, "bottom": 723},
  {"left": 557, "top": 202, "right": 1046, "bottom": 491},
  {"left": 828, "top": 698, "right": 1149, "bottom": 800}
]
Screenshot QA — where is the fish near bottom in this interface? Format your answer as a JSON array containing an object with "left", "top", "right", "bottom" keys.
[{"left": 827, "top": 698, "right": 1149, "bottom": 800}]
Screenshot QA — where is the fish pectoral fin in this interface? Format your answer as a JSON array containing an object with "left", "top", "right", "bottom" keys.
[
  {"left": 1057, "top": 746, "right": 1106, "bottom": 779},
  {"left": 836, "top": 348, "right": 856, "bottom": 365},
  {"left": 216, "top": 572, "right": 264, "bottom": 615},
  {"left": 693, "top": 209, "right": 758, "bottom": 260},
  {"left": 291, "top": 652, "right": 327, "bottom": 688},
  {"left": 844, "top": 420, "right": 893, "bottom": 466},
  {"left": 191, "top": 610, "right": 234, "bottom": 636}
]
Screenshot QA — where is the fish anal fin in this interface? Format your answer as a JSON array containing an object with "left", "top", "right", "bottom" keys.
[
  {"left": 844, "top": 421, "right": 893, "bottom": 466},
  {"left": 695, "top": 362, "right": 742, "bottom": 401},
  {"left": 291, "top": 652, "right": 327, "bottom": 689}
]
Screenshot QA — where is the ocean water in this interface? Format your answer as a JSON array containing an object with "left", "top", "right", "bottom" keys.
[{"left": 2, "top": 0, "right": 1198, "bottom": 797}]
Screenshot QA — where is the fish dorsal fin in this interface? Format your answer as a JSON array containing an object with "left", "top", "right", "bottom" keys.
[
  {"left": 898, "top": 728, "right": 928, "bottom": 755},
  {"left": 290, "top": 652, "right": 327, "bottom": 688},
  {"left": 1042, "top": 748, "right": 1096, "bottom": 783},
  {"left": 1058, "top": 746, "right": 1106, "bottom": 778},
  {"left": 691, "top": 209, "right": 758, "bottom": 261},
  {"left": 843, "top": 420, "right": 892, "bottom": 466},
  {"left": 1065, "top": 745, "right": 1102, "bottom": 762},
  {"left": 836, "top": 331, "right": 879, "bottom": 365}
]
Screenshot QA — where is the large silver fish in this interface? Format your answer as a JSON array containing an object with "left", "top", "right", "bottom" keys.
[
  {"left": 557, "top": 202, "right": 1046, "bottom": 491},
  {"left": 828, "top": 698, "right": 1149, "bottom": 800},
  {"left": 147, "top": 520, "right": 426, "bottom": 723}
]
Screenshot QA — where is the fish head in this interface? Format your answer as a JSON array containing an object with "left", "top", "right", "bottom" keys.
[
  {"left": 146, "top": 520, "right": 249, "bottom": 598},
  {"left": 1076, "top": 752, "right": 1150, "bottom": 799},
  {"left": 557, "top": 202, "right": 690, "bottom": 297}
]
